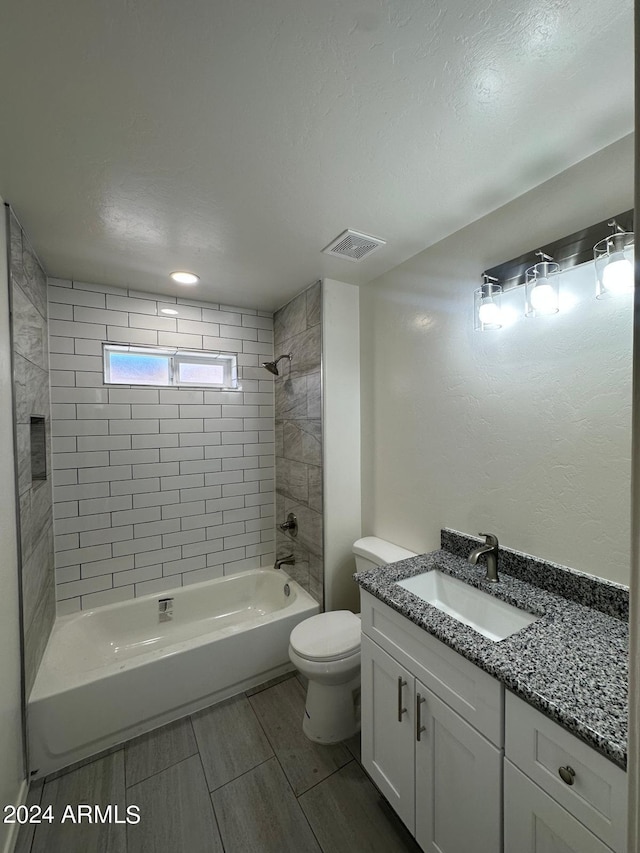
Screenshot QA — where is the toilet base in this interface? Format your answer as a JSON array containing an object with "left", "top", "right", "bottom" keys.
[{"left": 302, "top": 675, "right": 361, "bottom": 744}]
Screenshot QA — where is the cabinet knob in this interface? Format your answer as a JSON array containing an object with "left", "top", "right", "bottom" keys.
[{"left": 558, "top": 765, "right": 576, "bottom": 785}]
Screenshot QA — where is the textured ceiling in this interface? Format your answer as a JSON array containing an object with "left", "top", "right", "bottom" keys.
[{"left": 0, "top": 0, "right": 634, "bottom": 310}]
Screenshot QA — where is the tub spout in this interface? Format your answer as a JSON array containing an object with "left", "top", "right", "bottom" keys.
[{"left": 274, "top": 555, "right": 295, "bottom": 570}]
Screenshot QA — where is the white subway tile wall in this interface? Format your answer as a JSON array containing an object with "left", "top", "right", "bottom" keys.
[{"left": 48, "top": 279, "right": 276, "bottom": 612}]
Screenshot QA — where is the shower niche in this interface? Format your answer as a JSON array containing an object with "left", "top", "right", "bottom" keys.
[{"left": 30, "top": 416, "right": 47, "bottom": 482}]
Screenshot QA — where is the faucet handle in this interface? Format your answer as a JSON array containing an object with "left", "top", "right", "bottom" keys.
[{"left": 478, "top": 532, "right": 499, "bottom": 547}]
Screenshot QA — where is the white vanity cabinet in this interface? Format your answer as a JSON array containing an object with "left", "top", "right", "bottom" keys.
[
  {"left": 504, "top": 693, "right": 627, "bottom": 853},
  {"left": 360, "top": 590, "right": 503, "bottom": 853},
  {"left": 360, "top": 589, "right": 627, "bottom": 853}
]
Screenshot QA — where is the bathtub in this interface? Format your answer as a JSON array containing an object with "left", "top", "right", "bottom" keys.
[{"left": 28, "top": 568, "right": 319, "bottom": 779}]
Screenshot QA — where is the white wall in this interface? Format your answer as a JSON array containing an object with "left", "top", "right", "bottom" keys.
[
  {"left": 48, "top": 279, "right": 276, "bottom": 612},
  {"left": 323, "top": 279, "right": 361, "bottom": 611},
  {"left": 361, "top": 135, "right": 634, "bottom": 585},
  {"left": 0, "top": 200, "right": 27, "bottom": 853}
]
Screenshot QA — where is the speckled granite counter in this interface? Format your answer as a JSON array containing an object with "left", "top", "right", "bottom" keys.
[{"left": 354, "top": 545, "right": 629, "bottom": 770}]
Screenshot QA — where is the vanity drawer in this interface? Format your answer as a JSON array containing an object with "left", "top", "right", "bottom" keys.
[
  {"left": 504, "top": 760, "right": 614, "bottom": 853},
  {"left": 505, "top": 691, "right": 627, "bottom": 853},
  {"left": 360, "top": 589, "right": 503, "bottom": 745}
]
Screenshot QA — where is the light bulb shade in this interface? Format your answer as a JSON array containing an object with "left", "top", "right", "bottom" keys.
[
  {"left": 595, "top": 231, "right": 634, "bottom": 298},
  {"left": 525, "top": 261, "right": 560, "bottom": 317},
  {"left": 474, "top": 283, "right": 502, "bottom": 331}
]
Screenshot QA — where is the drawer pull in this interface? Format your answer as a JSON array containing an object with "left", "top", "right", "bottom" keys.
[
  {"left": 397, "top": 677, "right": 407, "bottom": 722},
  {"left": 558, "top": 765, "right": 576, "bottom": 785},
  {"left": 416, "top": 693, "right": 426, "bottom": 741}
]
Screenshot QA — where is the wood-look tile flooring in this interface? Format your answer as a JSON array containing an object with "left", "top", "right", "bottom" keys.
[{"left": 16, "top": 674, "right": 421, "bottom": 853}]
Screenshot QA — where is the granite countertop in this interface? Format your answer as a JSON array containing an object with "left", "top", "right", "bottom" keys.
[{"left": 354, "top": 548, "right": 628, "bottom": 769}]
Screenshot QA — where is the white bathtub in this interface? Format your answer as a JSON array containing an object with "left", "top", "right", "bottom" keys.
[{"left": 28, "top": 568, "right": 319, "bottom": 778}]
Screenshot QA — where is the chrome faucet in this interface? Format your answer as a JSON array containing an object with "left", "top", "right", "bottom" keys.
[
  {"left": 468, "top": 533, "right": 499, "bottom": 583},
  {"left": 274, "top": 554, "right": 295, "bottom": 570}
]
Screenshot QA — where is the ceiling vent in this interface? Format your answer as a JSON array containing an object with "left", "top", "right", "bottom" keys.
[{"left": 322, "top": 229, "right": 386, "bottom": 262}]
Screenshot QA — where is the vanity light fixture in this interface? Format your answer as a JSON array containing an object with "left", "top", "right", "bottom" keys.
[
  {"left": 170, "top": 271, "right": 199, "bottom": 285},
  {"left": 525, "top": 252, "right": 560, "bottom": 317},
  {"left": 474, "top": 275, "right": 502, "bottom": 331},
  {"left": 594, "top": 219, "right": 634, "bottom": 298},
  {"left": 478, "top": 208, "right": 633, "bottom": 331}
]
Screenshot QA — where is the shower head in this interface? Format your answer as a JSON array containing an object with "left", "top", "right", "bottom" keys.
[{"left": 262, "top": 354, "right": 292, "bottom": 376}]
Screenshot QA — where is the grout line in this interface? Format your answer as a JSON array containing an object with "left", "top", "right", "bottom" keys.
[
  {"left": 189, "top": 722, "right": 227, "bottom": 853},
  {"left": 124, "top": 743, "right": 199, "bottom": 791},
  {"left": 207, "top": 754, "right": 275, "bottom": 795},
  {"left": 245, "top": 690, "right": 278, "bottom": 754},
  {"left": 207, "top": 795, "right": 227, "bottom": 853},
  {"left": 245, "top": 688, "right": 303, "bottom": 800},
  {"left": 296, "top": 792, "right": 326, "bottom": 853},
  {"left": 295, "top": 758, "right": 354, "bottom": 799}
]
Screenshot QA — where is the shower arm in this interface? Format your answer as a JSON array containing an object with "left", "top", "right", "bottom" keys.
[{"left": 273, "top": 354, "right": 292, "bottom": 367}]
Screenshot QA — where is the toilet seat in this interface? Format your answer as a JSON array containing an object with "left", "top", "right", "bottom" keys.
[{"left": 289, "top": 611, "right": 361, "bottom": 662}]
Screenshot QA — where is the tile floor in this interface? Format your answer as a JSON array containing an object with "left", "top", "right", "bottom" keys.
[{"left": 16, "top": 674, "right": 421, "bottom": 853}]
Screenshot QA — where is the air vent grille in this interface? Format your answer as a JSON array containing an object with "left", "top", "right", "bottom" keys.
[{"left": 322, "top": 229, "right": 386, "bottom": 262}]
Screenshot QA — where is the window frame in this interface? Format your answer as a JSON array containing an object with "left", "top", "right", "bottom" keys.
[{"left": 102, "top": 344, "right": 240, "bottom": 390}]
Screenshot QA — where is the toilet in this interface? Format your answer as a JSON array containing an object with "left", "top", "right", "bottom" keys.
[{"left": 288, "top": 536, "right": 416, "bottom": 743}]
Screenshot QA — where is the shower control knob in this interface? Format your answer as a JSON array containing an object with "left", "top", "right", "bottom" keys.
[{"left": 279, "top": 513, "right": 298, "bottom": 537}]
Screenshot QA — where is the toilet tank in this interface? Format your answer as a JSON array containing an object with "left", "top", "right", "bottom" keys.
[{"left": 352, "top": 536, "right": 416, "bottom": 572}]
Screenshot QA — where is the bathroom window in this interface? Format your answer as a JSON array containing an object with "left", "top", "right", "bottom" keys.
[{"left": 103, "top": 345, "right": 239, "bottom": 389}]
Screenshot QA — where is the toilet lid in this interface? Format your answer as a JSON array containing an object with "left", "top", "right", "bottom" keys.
[{"left": 290, "top": 611, "right": 361, "bottom": 661}]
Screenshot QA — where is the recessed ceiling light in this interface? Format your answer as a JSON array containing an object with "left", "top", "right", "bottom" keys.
[
  {"left": 160, "top": 308, "right": 179, "bottom": 316},
  {"left": 170, "top": 271, "right": 199, "bottom": 285}
]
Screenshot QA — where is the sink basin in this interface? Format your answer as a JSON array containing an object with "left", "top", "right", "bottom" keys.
[{"left": 396, "top": 571, "right": 539, "bottom": 642}]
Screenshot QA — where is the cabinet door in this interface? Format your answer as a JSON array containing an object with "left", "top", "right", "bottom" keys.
[
  {"left": 415, "top": 682, "right": 502, "bottom": 853},
  {"left": 504, "top": 760, "right": 614, "bottom": 853},
  {"left": 361, "top": 634, "right": 415, "bottom": 832}
]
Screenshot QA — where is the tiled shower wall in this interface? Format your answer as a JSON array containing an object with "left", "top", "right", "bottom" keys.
[
  {"left": 7, "top": 207, "right": 56, "bottom": 695},
  {"left": 274, "top": 281, "right": 323, "bottom": 604},
  {"left": 48, "top": 279, "right": 275, "bottom": 613}
]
